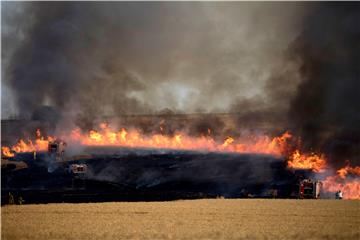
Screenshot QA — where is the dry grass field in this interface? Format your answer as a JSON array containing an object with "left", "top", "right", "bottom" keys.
[{"left": 2, "top": 199, "right": 360, "bottom": 240}]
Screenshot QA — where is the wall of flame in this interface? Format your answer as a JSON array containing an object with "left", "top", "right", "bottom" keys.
[{"left": 1, "top": 124, "right": 359, "bottom": 199}]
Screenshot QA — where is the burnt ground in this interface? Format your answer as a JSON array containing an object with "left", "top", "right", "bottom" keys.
[{"left": 1, "top": 147, "right": 303, "bottom": 204}]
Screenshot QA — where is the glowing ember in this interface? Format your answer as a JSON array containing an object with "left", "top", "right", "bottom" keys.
[
  {"left": 287, "top": 150, "right": 327, "bottom": 172},
  {"left": 323, "top": 165, "right": 360, "bottom": 199}
]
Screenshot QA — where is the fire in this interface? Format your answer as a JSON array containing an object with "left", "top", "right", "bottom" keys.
[
  {"left": 323, "top": 165, "right": 360, "bottom": 199},
  {"left": 1, "top": 146, "right": 14, "bottom": 157},
  {"left": 0, "top": 124, "right": 307, "bottom": 168},
  {"left": 2, "top": 124, "right": 359, "bottom": 199},
  {"left": 222, "top": 136, "right": 234, "bottom": 147},
  {"left": 287, "top": 150, "right": 327, "bottom": 172},
  {"left": 67, "top": 124, "right": 292, "bottom": 156},
  {"left": 336, "top": 165, "right": 360, "bottom": 179},
  {"left": 1, "top": 129, "right": 54, "bottom": 157},
  {"left": 0, "top": 125, "right": 325, "bottom": 173}
]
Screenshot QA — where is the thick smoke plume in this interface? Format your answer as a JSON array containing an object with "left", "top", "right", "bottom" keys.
[
  {"left": 288, "top": 3, "right": 360, "bottom": 167},
  {"left": 2, "top": 2, "right": 305, "bottom": 121},
  {"left": 2, "top": 2, "right": 359, "bottom": 168}
]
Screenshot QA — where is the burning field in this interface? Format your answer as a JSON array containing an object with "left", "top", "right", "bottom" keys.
[
  {"left": 2, "top": 2, "right": 360, "bottom": 239},
  {"left": 2, "top": 2, "right": 360, "bottom": 202},
  {"left": 1, "top": 123, "right": 360, "bottom": 201}
]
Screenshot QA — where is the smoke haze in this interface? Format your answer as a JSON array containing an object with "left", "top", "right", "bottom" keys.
[
  {"left": 2, "top": 2, "right": 360, "bottom": 166},
  {"left": 2, "top": 2, "right": 307, "bottom": 119},
  {"left": 288, "top": 3, "right": 360, "bottom": 166}
]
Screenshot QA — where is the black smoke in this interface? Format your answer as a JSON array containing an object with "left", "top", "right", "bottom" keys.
[
  {"left": 288, "top": 3, "right": 360, "bottom": 167},
  {"left": 2, "top": 2, "right": 306, "bottom": 122},
  {"left": 2, "top": 2, "right": 151, "bottom": 121},
  {"left": 2, "top": 2, "right": 360, "bottom": 168}
]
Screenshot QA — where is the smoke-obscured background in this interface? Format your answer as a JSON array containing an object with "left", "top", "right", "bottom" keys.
[
  {"left": 2, "top": 2, "right": 307, "bottom": 118},
  {"left": 2, "top": 2, "right": 360, "bottom": 166}
]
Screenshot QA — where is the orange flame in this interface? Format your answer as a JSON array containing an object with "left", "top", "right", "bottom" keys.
[
  {"left": 1, "top": 129, "right": 54, "bottom": 157},
  {"left": 0, "top": 124, "right": 325, "bottom": 173},
  {"left": 287, "top": 150, "right": 327, "bottom": 172},
  {"left": 337, "top": 165, "right": 360, "bottom": 179},
  {"left": 222, "top": 136, "right": 234, "bottom": 147},
  {"left": 67, "top": 125, "right": 292, "bottom": 156},
  {"left": 1, "top": 125, "right": 326, "bottom": 174},
  {"left": 2, "top": 124, "right": 359, "bottom": 199},
  {"left": 1, "top": 146, "right": 14, "bottom": 158},
  {"left": 0, "top": 124, "right": 300, "bottom": 166},
  {"left": 323, "top": 165, "right": 360, "bottom": 199}
]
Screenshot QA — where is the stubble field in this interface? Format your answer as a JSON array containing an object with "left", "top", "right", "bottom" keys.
[{"left": 2, "top": 199, "right": 360, "bottom": 240}]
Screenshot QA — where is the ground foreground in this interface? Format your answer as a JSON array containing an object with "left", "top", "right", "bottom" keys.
[{"left": 2, "top": 199, "right": 360, "bottom": 240}]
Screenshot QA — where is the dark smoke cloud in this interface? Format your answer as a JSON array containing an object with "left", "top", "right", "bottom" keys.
[
  {"left": 288, "top": 3, "right": 360, "bottom": 167},
  {"left": 2, "top": 2, "right": 306, "bottom": 122},
  {"left": 2, "top": 2, "right": 152, "bottom": 121},
  {"left": 3, "top": 2, "right": 359, "bottom": 168}
]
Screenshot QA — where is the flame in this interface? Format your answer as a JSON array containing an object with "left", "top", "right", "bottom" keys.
[
  {"left": 1, "top": 124, "right": 359, "bottom": 199},
  {"left": 1, "top": 146, "right": 14, "bottom": 157},
  {"left": 287, "top": 150, "right": 327, "bottom": 172},
  {"left": 0, "top": 124, "right": 301, "bottom": 166},
  {"left": 0, "top": 125, "right": 325, "bottom": 173},
  {"left": 336, "top": 165, "right": 360, "bottom": 179},
  {"left": 1, "top": 129, "right": 54, "bottom": 157},
  {"left": 67, "top": 124, "right": 292, "bottom": 156},
  {"left": 322, "top": 165, "right": 360, "bottom": 199},
  {"left": 222, "top": 136, "right": 234, "bottom": 147}
]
